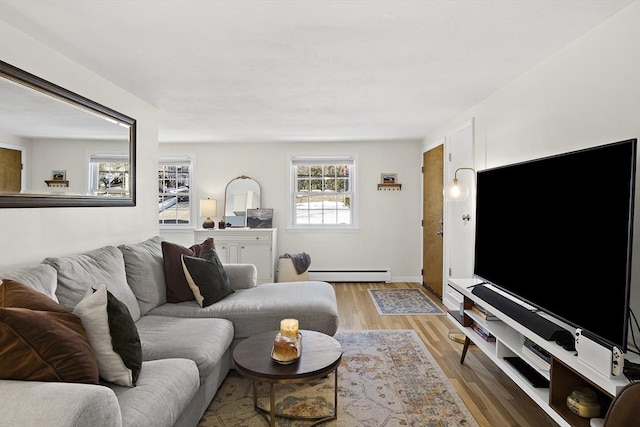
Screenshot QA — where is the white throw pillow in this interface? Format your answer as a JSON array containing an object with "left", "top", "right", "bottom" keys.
[{"left": 73, "top": 284, "right": 142, "bottom": 386}]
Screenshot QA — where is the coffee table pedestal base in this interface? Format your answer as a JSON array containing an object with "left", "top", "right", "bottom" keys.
[{"left": 252, "top": 368, "right": 339, "bottom": 427}]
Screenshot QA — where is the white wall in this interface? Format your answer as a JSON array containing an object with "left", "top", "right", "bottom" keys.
[
  {"left": 3, "top": 2, "right": 636, "bottom": 289},
  {"left": 0, "top": 21, "right": 160, "bottom": 271},
  {"left": 424, "top": 2, "right": 640, "bottom": 347},
  {"left": 160, "top": 140, "right": 423, "bottom": 282}
]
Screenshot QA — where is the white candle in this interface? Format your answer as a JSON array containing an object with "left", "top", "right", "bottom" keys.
[{"left": 280, "top": 318, "right": 299, "bottom": 337}]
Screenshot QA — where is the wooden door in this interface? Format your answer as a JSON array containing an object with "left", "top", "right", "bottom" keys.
[
  {"left": 0, "top": 147, "right": 22, "bottom": 193},
  {"left": 422, "top": 145, "right": 444, "bottom": 298}
]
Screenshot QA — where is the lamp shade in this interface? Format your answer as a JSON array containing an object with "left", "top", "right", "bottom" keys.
[
  {"left": 200, "top": 199, "right": 217, "bottom": 229},
  {"left": 200, "top": 198, "right": 217, "bottom": 217},
  {"left": 445, "top": 167, "right": 475, "bottom": 202},
  {"left": 445, "top": 178, "right": 470, "bottom": 202}
]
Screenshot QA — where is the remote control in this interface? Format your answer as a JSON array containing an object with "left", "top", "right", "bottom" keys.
[{"left": 612, "top": 346, "right": 623, "bottom": 376}]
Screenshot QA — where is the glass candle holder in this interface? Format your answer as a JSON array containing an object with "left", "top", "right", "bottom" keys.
[
  {"left": 280, "top": 318, "right": 299, "bottom": 337},
  {"left": 272, "top": 318, "right": 302, "bottom": 363}
]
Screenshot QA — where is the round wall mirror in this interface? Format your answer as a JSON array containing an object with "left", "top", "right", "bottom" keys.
[{"left": 224, "top": 175, "right": 261, "bottom": 227}]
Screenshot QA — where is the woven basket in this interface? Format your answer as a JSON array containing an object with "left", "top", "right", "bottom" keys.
[{"left": 276, "top": 258, "right": 309, "bottom": 282}]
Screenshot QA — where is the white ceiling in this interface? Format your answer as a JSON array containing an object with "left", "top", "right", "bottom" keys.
[{"left": 0, "top": 0, "right": 635, "bottom": 144}]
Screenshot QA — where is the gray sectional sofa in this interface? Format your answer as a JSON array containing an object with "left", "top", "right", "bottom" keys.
[{"left": 0, "top": 236, "right": 339, "bottom": 427}]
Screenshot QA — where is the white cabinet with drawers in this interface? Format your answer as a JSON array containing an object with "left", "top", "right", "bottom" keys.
[{"left": 194, "top": 228, "right": 277, "bottom": 284}]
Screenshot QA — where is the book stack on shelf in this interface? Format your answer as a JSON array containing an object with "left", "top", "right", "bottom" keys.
[
  {"left": 471, "top": 303, "right": 499, "bottom": 321},
  {"left": 521, "top": 337, "right": 551, "bottom": 371},
  {"left": 471, "top": 322, "right": 496, "bottom": 342}
]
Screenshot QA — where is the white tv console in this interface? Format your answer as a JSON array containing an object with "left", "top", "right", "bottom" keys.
[{"left": 447, "top": 278, "right": 631, "bottom": 427}]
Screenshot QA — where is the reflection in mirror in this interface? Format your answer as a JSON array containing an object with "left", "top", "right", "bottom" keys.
[
  {"left": 224, "top": 175, "right": 261, "bottom": 227},
  {"left": 0, "top": 60, "right": 136, "bottom": 208}
]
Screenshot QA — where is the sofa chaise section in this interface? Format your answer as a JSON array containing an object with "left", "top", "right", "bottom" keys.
[{"left": 149, "top": 281, "right": 339, "bottom": 345}]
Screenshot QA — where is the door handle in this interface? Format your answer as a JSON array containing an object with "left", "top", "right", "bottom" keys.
[{"left": 435, "top": 230, "right": 443, "bottom": 236}]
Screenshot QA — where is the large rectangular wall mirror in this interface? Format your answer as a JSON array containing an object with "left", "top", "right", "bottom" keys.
[{"left": 0, "top": 60, "right": 136, "bottom": 208}]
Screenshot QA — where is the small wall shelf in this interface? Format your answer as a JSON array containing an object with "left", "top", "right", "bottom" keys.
[
  {"left": 377, "top": 183, "right": 402, "bottom": 191},
  {"left": 45, "top": 180, "right": 69, "bottom": 188}
]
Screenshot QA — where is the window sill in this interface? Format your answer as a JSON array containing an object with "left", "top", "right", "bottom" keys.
[{"left": 286, "top": 225, "right": 359, "bottom": 233}]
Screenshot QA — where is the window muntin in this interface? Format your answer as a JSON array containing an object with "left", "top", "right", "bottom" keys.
[
  {"left": 158, "top": 159, "right": 192, "bottom": 226},
  {"left": 88, "top": 155, "right": 130, "bottom": 197},
  {"left": 290, "top": 156, "right": 356, "bottom": 229}
]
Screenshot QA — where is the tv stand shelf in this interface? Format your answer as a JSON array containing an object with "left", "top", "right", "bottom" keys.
[{"left": 447, "top": 278, "right": 630, "bottom": 427}]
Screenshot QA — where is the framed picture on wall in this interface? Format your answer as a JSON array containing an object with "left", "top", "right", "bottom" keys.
[
  {"left": 52, "top": 170, "right": 66, "bottom": 181},
  {"left": 247, "top": 208, "right": 273, "bottom": 228},
  {"left": 381, "top": 173, "right": 397, "bottom": 184}
]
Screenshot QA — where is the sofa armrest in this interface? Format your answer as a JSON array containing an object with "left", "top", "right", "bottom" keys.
[
  {"left": 0, "top": 380, "right": 122, "bottom": 427},
  {"left": 223, "top": 263, "right": 257, "bottom": 290}
]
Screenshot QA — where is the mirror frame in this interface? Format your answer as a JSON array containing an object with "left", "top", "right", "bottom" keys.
[
  {"left": 224, "top": 175, "right": 261, "bottom": 227},
  {"left": 0, "top": 60, "right": 136, "bottom": 208}
]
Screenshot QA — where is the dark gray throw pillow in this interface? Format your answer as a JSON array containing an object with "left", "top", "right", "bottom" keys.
[
  {"left": 106, "top": 289, "right": 142, "bottom": 385},
  {"left": 181, "top": 247, "right": 234, "bottom": 307}
]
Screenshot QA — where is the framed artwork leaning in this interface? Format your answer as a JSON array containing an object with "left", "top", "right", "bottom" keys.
[{"left": 247, "top": 208, "right": 273, "bottom": 228}]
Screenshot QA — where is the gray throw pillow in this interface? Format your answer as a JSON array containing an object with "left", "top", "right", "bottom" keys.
[{"left": 118, "top": 236, "right": 166, "bottom": 316}]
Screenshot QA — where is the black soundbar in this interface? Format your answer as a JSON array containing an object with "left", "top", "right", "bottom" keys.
[{"left": 471, "top": 286, "right": 573, "bottom": 343}]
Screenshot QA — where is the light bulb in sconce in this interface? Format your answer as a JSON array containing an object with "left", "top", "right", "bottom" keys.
[
  {"left": 445, "top": 167, "right": 475, "bottom": 202},
  {"left": 200, "top": 198, "right": 217, "bottom": 229}
]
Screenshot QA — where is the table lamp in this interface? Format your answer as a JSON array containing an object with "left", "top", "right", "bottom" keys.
[{"left": 200, "top": 198, "right": 217, "bottom": 229}]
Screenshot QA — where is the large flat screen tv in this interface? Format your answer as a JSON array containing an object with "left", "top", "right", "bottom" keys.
[{"left": 474, "top": 138, "right": 637, "bottom": 351}]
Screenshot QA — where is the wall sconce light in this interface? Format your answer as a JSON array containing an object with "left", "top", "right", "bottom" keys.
[
  {"left": 200, "top": 198, "right": 217, "bottom": 229},
  {"left": 445, "top": 167, "right": 476, "bottom": 202}
]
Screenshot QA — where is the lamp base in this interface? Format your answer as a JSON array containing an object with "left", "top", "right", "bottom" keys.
[{"left": 202, "top": 218, "right": 215, "bottom": 229}]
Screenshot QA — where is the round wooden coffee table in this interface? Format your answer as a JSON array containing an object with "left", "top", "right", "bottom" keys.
[{"left": 232, "top": 329, "right": 342, "bottom": 427}]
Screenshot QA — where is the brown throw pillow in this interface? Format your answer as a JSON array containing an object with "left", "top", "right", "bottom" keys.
[
  {"left": 0, "top": 279, "right": 99, "bottom": 384},
  {"left": 161, "top": 238, "right": 215, "bottom": 302}
]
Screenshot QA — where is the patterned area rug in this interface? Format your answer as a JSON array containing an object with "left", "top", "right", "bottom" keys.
[
  {"left": 368, "top": 288, "right": 445, "bottom": 315},
  {"left": 198, "top": 330, "right": 477, "bottom": 427}
]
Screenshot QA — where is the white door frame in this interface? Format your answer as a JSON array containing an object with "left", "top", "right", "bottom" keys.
[{"left": 442, "top": 119, "right": 475, "bottom": 310}]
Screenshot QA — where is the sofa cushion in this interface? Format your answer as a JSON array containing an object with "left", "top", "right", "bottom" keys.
[
  {"left": 107, "top": 358, "right": 199, "bottom": 427},
  {"left": 161, "top": 238, "right": 214, "bottom": 303},
  {"left": 147, "top": 281, "right": 339, "bottom": 341},
  {"left": 0, "top": 280, "right": 99, "bottom": 384},
  {"left": 223, "top": 263, "right": 258, "bottom": 290},
  {"left": 0, "top": 379, "right": 122, "bottom": 427},
  {"left": 1, "top": 264, "right": 59, "bottom": 302},
  {"left": 74, "top": 285, "right": 142, "bottom": 387},
  {"left": 135, "top": 315, "right": 233, "bottom": 381},
  {"left": 118, "top": 236, "right": 167, "bottom": 316},
  {"left": 43, "top": 245, "right": 141, "bottom": 322},
  {"left": 181, "top": 246, "right": 234, "bottom": 307}
]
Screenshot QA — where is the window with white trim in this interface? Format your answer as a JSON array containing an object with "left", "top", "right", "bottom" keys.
[
  {"left": 88, "top": 154, "right": 130, "bottom": 197},
  {"left": 289, "top": 155, "right": 357, "bottom": 230},
  {"left": 158, "top": 158, "right": 193, "bottom": 226}
]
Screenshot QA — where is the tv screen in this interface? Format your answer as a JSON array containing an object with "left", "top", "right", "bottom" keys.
[{"left": 474, "top": 138, "right": 637, "bottom": 351}]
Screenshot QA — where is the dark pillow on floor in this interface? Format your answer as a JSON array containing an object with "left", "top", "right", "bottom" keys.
[
  {"left": 0, "top": 279, "right": 99, "bottom": 384},
  {"left": 73, "top": 284, "right": 142, "bottom": 386},
  {"left": 182, "top": 246, "right": 234, "bottom": 307},
  {"left": 161, "top": 238, "right": 215, "bottom": 302}
]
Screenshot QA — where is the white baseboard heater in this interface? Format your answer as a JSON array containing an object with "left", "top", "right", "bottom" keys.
[{"left": 308, "top": 269, "right": 391, "bottom": 283}]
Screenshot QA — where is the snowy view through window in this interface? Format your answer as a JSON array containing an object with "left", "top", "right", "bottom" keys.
[{"left": 294, "top": 161, "right": 353, "bottom": 226}]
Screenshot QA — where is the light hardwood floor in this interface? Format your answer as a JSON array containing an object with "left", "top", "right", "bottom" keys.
[{"left": 332, "top": 281, "right": 558, "bottom": 427}]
